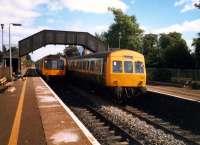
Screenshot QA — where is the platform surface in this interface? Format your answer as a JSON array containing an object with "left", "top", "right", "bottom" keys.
[
  {"left": 147, "top": 85, "right": 200, "bottom": 102},
  {"left": 0, "top": 76, "right": 99, "bottom": 145}
]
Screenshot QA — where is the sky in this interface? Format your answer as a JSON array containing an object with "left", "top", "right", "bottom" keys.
[{"left": 0, "top": 0, "right": 200, "bottom": 61}]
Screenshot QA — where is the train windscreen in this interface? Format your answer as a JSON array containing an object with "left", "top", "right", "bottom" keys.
[
  {"left": 124, "top": 61, "right": 133, "bottom": 73},
  {"left": 135, "top": 61, "right": 144, "bottom": 73},
  {"left": 44, "top": 59, "right": 64, "bottom": 70},
  {"left": 113, "top": 61, "right": 122, "bottom": 73}
]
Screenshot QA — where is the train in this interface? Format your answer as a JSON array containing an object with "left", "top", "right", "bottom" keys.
[
  {"left": 35, "top": 54, "right": 67, "bottom": 79},
  {"left": 67, "top": 49, "right": 146, "bottom": 101},
  {"left": 35, "top": 49, "right": 146, "bottom": 101}
]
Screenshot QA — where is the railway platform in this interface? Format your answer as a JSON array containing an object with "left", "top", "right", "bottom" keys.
[
  {"left": 0, "top": 71, "right": 100, "bottom": 145},
  {"left": 147, "top": 84, "right": 200, "bottom": 102}
]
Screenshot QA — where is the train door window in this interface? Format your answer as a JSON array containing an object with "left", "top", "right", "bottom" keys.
[
  {"left": 112, "top": 61, "right": 122, "bottom": 73},
  {"left": 124, "top": 61, "right": 133, "bottom": 73},
  {"left": 135, "top": 61, "right": 144, "bottom": 73},
  {"left": 51, "top": 60, "right": 57, "bottom": 69}
]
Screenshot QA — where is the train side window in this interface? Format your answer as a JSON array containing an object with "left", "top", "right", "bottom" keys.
[
  {"left": 95, "top": 60, "right": 99, "bottom": 73},
  {"left": 135, "top": 61, "right": 144, "bottom": 73},
  {"left": 83, "top": 61, "right": 86, "bottom": 71},
  {"left": 113, "top": 61, "right": 122, "bottom": 73},
  {"left": 124, "top": 61, "right": 133, "bottom": 73},
  {"left": 91, "top": 61, "right": 95, "bottom": 72}
]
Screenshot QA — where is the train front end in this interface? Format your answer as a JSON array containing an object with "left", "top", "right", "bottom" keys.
[
  {"left": 105, "top": 50, "right": 146, "bottom": 100},
  {"left": 42, "top": 55, "right": 66, "bottom": 77}
]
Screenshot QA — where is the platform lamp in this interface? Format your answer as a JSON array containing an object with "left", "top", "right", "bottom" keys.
[
  {"left": 9, "top": 23, "right": 22, "bottom": 80},
  {"left": 1, "top": 24, "right": 4, "bottom": 66}
]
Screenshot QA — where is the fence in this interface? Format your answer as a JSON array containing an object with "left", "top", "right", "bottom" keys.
[
  {"left": 147, "top": 68, "right": 200, "bottom": 82},
  {"left": 0, "top": 67, "right": 9, "bottom": 79}
]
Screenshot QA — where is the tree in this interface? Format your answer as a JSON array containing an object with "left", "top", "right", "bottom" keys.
[
  {"left": 102, "top": 8, "right": 143, "bottom": 51},
  {"left": 192, "top": 33, "right": 200, "bottom": 67},
  {"left": 2, "top": 45, "right": 6, "bottom": 53},
  {"left": 23, "top": 54, "right": 33, "bottom": 67},
  {"left": 95, "top": 32, "right": 108, "bottom": 43},
  {"left": 64, "top": 45, "right": 80, "bottom": 57},
  {"left": 142, "top": 34, "right": 158, "bottom": 55},
  {"left": 194, "top": 1, "right": 200, "bottom": 9},
  {"left": 159, "top": 32, "right": 193, "bottom": 68},
  {"left": 26, "top": 54, "right": 32, "bottom": 61}
]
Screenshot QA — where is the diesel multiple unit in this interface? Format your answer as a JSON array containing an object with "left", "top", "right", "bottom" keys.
[
  {"left": 35, "top": 49, "right": 146, "bottom": 101},
  {"left": 67, "top": 49, "right": 146, "bottom": 100},
  {"left": 35, "top": 55, "right": 66, "bottom": 78}
]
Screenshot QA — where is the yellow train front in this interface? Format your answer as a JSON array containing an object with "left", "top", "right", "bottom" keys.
[
  {"left": 35, "top": 55, "right": 66, "bottom": 79},
  {"left": 67, "top": 49, "right": 146, "bottom": 101}
]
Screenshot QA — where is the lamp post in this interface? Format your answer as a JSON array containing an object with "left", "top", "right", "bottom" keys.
[
  {"left": 9, "top": 23, "right": 22, "bottom": 80},
  {"left": 1, "top": 24, "right": 4, "bottom": 52},
  {"left": 118, "top": 32, "right": 122, "bottom": 49}
]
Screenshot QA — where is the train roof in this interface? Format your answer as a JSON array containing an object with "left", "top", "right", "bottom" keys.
[
  {"left": 68, "top": 49, "right": 144, "bottom": 59},
  {"left": 35, "top": 54, "right": 65, "bottom": 62}
]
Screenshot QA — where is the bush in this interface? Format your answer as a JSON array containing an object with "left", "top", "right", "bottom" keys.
[
  {"left": 191, "top": 81, "right": 200, "bottom": 89},
  {"left": 147, "top": 69, "right": 171, "bottom": 82},
  {"left": 5, "top": 74, "right": 12, "bottom": 82}
]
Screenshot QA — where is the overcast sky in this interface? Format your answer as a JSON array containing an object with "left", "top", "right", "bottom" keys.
[{"left": 0, "top": 0, "right": 200, "bottom": 61}]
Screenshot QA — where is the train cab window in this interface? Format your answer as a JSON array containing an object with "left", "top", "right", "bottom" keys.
[
  {"left": 124, "top": 61, "right": 133, "bottom": 73},
  {"left": 135, "top": 61, "right": 144, "bottom": 73},
  {"left": 44, "top": 59, "right": 64, "bottom": 70},
  {"left": 113, "top": 61, "right": 122, "bottom": 73}
]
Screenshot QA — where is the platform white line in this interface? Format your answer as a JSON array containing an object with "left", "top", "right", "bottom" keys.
[
  {"left": 148, "top": 89, "right": 200, "bottom": 103},
  {"left": 40, "top": 77, "right": 100, "bottom": 145}
]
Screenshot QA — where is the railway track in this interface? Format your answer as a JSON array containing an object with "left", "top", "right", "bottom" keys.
[
  {"left": 71, "top": 106, "right": 143, "bottom": 145},
  {"left": 122, "top": 105, "right": 200, "bottom": 145},
  {"left": 56, "top": 85, "right": 144, "bottom": 145},
  {"left": 47, "top": 79, "right": 200, "bottom": 145}
]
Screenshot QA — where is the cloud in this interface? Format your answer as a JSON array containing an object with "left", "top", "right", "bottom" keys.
[
  {"left": 65, "top": 23, "right": 109, "bottom": 34},
  {"left": 58, "top": 0, "right": 128, "bottom": 13},
  {"left": 0, "top": 25, "right": 49, "bottom": 49},
  {"left": 0, "top": 0, "right": 49, "bottom": 24},
  {"left": 174, "top": 0, "right": 199, "bottom": 12},
  {"left": 145, "top": 18, "right": 200, "bottom": 34},
  {"left": 47, "top": 0, "right": 65, "bottom": 11},
  {"left": 30, "top": 45, "right": 65, "bottom": 61},
  {"left": 142, "top": 19, "right": 200, "bottom": 49}
]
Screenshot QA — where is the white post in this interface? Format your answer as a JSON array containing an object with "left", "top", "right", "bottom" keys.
[{"left": 9, "top": 24, "right": 12, "bottom": 80}]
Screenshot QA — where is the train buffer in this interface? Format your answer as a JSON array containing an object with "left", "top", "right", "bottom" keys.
[{"left": 0, "top": 71, "right": 100, "bottom": 145}]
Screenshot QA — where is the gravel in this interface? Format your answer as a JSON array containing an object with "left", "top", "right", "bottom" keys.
[{"left": 97, "top": 105, "right": 187, "bottom": 145}]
